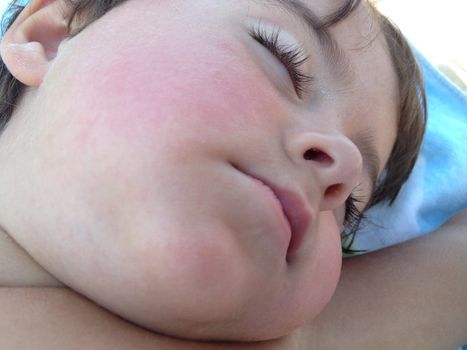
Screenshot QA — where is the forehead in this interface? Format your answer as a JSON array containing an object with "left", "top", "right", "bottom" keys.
[
  {"left": 316, "top": 0, "right": 399, "bottom": 174},
  {"left": 350, "top": 21, "right": 397, "bottom": 176}
]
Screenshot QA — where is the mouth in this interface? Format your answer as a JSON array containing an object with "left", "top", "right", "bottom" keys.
[{"left": 235, "top": 166, "right": 312, "bottom": 257}]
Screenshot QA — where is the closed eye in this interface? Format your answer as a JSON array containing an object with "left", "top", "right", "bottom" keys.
[{"left": 248, "top": 23, "right": 314, "bottom": 99}]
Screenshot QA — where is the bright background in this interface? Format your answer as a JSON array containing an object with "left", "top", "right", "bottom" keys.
[
  {"left": 374, "top": 0, "right": 466, "bottom": 92},
  {"left": 0, "top": 0, "right": 466, "bottom": 91},
  {"left": 0, "top": 0, "right": 7, "bottom": 14}
]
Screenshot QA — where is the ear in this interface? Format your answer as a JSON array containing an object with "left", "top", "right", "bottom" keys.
[{"left": 0, "top": 0, "right": 68, "bottom": 87}]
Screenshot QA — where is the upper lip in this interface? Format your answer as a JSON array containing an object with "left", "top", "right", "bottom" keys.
[{"left": 237, "top": 166, "right": 312, "bottom": 256}]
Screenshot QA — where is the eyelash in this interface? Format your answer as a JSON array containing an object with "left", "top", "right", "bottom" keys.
[
  {"left": 344, "top": 194, "right": 364, "bottom": 227},
  {"left": 342, "top": 193, "right": 366, "bottom": 255},
  {"left": 249, "top": 24, "right": 314, "bottom": 98}
]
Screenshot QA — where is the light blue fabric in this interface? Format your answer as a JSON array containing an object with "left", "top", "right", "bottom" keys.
[{"left": 354, "top": 49, "right": 467, "bottom": 250}]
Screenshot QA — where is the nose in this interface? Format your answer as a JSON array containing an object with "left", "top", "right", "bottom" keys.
[{"left": 285, "top": 130, "right": 363, "bottom": 211}]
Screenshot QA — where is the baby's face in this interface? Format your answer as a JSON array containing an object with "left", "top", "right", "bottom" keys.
[{"left": 3, "top": 0, "right": 397, "bottom": 341}]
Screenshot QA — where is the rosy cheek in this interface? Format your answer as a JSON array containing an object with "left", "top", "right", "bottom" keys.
[{"left": 72, "top": 36, "right": 282, "bottom": 145}]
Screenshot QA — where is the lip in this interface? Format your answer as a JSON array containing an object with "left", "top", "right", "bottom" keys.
[{"left": 237, "top": 167, "right": 312, "bottom": 256}]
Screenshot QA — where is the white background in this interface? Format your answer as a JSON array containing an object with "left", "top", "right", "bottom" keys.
[
  {"left": 376, "top": 0, "right": 466, "bottom": 91},
  {"left": 0, "top": 0, "right": 8, "bottom": 16}
]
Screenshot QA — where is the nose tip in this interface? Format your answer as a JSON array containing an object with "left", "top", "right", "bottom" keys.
[{"left": 285, "top": 131, "right": 363, "bottom": 211}]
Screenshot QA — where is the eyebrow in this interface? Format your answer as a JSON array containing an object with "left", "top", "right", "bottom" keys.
[{"left": 255, "top": 0, "right": 381, "bottom": 193}]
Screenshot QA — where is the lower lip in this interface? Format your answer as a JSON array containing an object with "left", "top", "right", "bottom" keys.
[
  {"left": 249, "top": 178, "right": 293, "bottom": 252},
  {"left": 280, "top": 194, "right": 309, "bottom": 256}
]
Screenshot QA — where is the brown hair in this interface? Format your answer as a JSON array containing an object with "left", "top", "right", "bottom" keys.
[
  {"left": 370, "top": 11, "right": 427, "bottom": 205},
  {"left": 0, "top": 0, "right": 426, "bottom": 207}
]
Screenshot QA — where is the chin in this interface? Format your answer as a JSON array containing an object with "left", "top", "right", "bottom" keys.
[
  {"left": 121, "top": 246, "right": 340, "bottom": 342},
  {"left": 72, "top": 215, "right": 342, "bottom": 342}
]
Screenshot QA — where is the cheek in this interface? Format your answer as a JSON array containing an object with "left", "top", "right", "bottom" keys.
[
  {"left": 135, "top": 229, "right": 248, "bottom": 303},
  {"left": 277, "top": 213, "right": 342, "bottom": 332},
  {"left": 64, "top": 34, "right": 278, "bottom": 151},
  {"left": 309, "top": 212, "right": 343, "bottom": 306}
]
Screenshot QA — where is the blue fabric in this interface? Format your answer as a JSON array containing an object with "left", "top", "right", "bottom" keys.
[
  {"left": 354, "top": 49, "right": 467, "bottom": 250},
  {"left": 417, "top": 53, "right": 467, "bottom": 232}
]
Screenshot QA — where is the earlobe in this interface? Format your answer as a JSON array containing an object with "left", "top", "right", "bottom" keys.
[{"left": 0, "top": 0, "right": 68, "bottom": 87}]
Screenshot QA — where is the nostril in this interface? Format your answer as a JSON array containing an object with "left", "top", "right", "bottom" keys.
[
  {"left": 303, "top": 148, "right": 333, "bottom": 164},
  {"left": 325, "top": 184, "right": 343, "bottom": 198}
]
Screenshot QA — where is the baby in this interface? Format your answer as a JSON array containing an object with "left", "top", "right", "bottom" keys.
[{"left": 0, "top": 0, "right": 425, "bottom": 343}]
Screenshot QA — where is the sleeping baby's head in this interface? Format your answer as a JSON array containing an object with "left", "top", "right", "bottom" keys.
[{"left": 0, "top": 0, "right": 425, "bottom": 341}]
